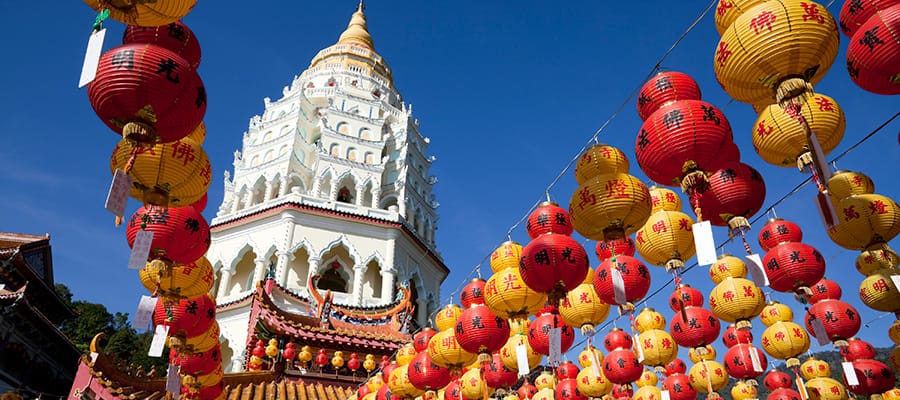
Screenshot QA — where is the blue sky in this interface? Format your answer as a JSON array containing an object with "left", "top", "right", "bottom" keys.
[{"left": 1, "top": 0, "right": 898, "bottom": 357}]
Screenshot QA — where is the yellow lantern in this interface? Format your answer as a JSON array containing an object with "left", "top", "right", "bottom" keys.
[
  {"left": 298, "top": 346, "right": 313, "bottom": 363},
  {"left": 190, "top": 364, "right": 224, "bottom": 388},
  {"left": 111, "top": 137, "right": 211, "bottom": 207},
  {"left": 389, "top": 364, "right": 425, "bottom": 399},
  {"left": 363, "top": 354, "right": 377, "bottom": 373},
  {"left": 714, "top": 0, "right": 840, "bottom": 105},
  {"left": 713, "top": 0, "right": 769, "bottom": 35},
  {"left": 569, "top": 172, "right": 653, "bottom": 241},
  {"left": 890, "top": 346, "right": 900, "bottom": 374},
  {"left": 761, "top": 321, "right": 809, "bottom": 367},
  {"left": 174, "top": 321, "right": 220, "bottom": 353},
  {"left": 801, "top": 357, "right": 831, "bottom": 379},
  {"left": 186, "top": 122, "right": 206, "bottom": 145},
  {"left": 490, "top": 241, "right": 523, "bottom": 273},
  {"left": 499, "top": 334, "right": 542, "bottom": 372},
  {"left": 827, "top": 170, "right": 875, "bottom": 199},
  {"left": 578, "top": 345, "right": 604, "bottom": 368},
  {"left": 435, "top": 304, "right": 463, "bottom": 332},
  {"left": 83, "top": 0, "right": 197, "bottom": 27},
  {"left": 859, "top": 270, "right": 900, "bottom": 312},
  {"left": 484, "top": 267, "right": 547, "bottom": 321},
  {"left": 459, "top": 368, "right": 491, "bottom": 400},
  {"left": 805, "top": 377, "right": 848, "bottom": 400},
  {"left": 636, "top": 329, "right": 678, "bottom": 369},
  {"left": 827, "top": 194, "right": 900, "bottom": 250},
  {"left": 332, "top": 351, "right": 345, "bottom": 369},
  {"left": 890, "top": 320, "right": 900, "bottom": 344},
  {"left": 577, "top": 367, "right": 613, "bottom": 398},
  {"left": 534, "top": 371, "right": 557, "bottom": 390},
  {"left": 139, "top": 257, "right": 214, "bottom": 300},
  {"left": 532, "top": 388, "right": 555, "bottom": 400},
  {"left": 649, "top": 187, "right": 682, "bottom": 213},
  {"left": 634, "top": 386, "right": 662, "bottom": 400},
  {"left": 731, "top": 380, "right": 758, "bottom": 400},
  {"left": 885, "top": 389, "right": 900, "bottom": 400},
  {"left": 397, "top": 344, "right": 417, "bottom": 365},
  {"left": 574, "top": 144, "right": 630, "bottom": 184},
  {"left": 428, "top": 328, "right": 476, "bottom": 371},
  {"left": 265, "top": 339, "right": 279, "bottom": 358},
  {"left": 708, "top": 277, "right": 766, "bottom": 329},
  {"left": 760, "top": 301, "right": 794, "bottom": 327},
  {"left": 856, "top": 244, "right": 899, "bottom": 276},
  {"left": 633, "top": 308, "right": 666, "bottom": 334},
  {"left": 635, "top": 369, "right": 658, "bottom": 388},
  {"left": 753, "top": 93, "right": 845, "bottom": 168},
  {"left": 560, "top": 283, "right": 610, "bottom": 335},
  {"left": 501, "top": 394, "right": 519, "bottom": 400},
  {"left": 366, "top": 374, "right": 384, "bottom": 392},
  {"left": 635, "top": 210, "right": 697, "bottom": 271},
  {"left": 709, "top": 254, "right": 748, "bottom": 283},
  {"left": 249, "top": 355, "right": 263, "bottom": 368},
  {"left": 688, "top": 345, "right": 716, "bottom": 363},
  {"left": 688, "top": 360, "right": 728, "bottom": 394}
]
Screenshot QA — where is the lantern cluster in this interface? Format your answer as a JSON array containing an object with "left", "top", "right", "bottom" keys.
[
  {"left": 721, "top": 324, "right": 768, "bottom": 390},
  {"left": 633, "top": 308, "right": 678, "bottom": 372},
  {"left": 759, "top": 301, "right": 810, "bottom": 368},
  {"left": 840, "top": 1, "right": 900, "bottom": 94},
  {"left": 635, "top": 187, "right": 696, "bottom": 272}
]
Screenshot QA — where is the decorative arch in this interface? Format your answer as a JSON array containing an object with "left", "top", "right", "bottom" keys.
[
  {"left": 329, "top": 143, "right": 341, "bottom": 157},
  {"left": 290, "top": 174, "right": 306, "bottom": 194},
  {"left": 347, "top": 147, "right": 358, "bottom": 162},
  {"left": 359, "top": 127, "right": 371, "bottom": 140},
  {"left": 318, "top": 168, "right": 336, "bottom": 198},
  {"left": 364, "top": 152, "right": 374, "bottom": 165},
  {"left": 280, "top": 125, "right": 291, "bottom": 135},
  {"left": 335, "top": 170, "right": 358, "bottom": 203},
  {"left": 279, "top": 145, "right": 289, "bottom": 156},
  {"left": 264, "top": 149, "right": 274, "bottom": 162},
  {"left": 263, "top": 131, "right": 273, "bottom": 142},
  {"left": 229, "top": 244, "right": 258, "bottom": 296},
  {"left": 318, "top": 234, "right": 360, "bottom": 265},
  {"left": 336, "top": 122, "right": 350, "bottom": 135},
  {"left": 251, "top": 176, "right": 266, "bottom": 205}
]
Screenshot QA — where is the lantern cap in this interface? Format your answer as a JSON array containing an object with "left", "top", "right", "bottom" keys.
[
  {"left": 338, "top": 1, "right": 375, "bottom": 50},
  {"left": 539, "top": 201, "right": 560, "bottom": 207}
]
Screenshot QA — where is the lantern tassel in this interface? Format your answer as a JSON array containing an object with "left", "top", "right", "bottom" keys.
[
  {"left": 735, "top": 319, "right": 752, "bottom": 330},
  {"left": 665, "top": 258, "right": 684, "bottom": 272},
  {"left": 123, "top": 121, "right": 160, "bottom": 145},
  {"left": 477, "top": 353, "right": 491, "bottom": 364},
  {"left": 581, "top": 324, "right": 595, "bottom": 337},
  {"left": 775, "top": 78, "right": 814, "bottom": 106}
]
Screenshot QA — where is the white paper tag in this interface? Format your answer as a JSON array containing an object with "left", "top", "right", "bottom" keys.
[
  {"left": 590, "top": 349, "right": 601, "bottom": 378},
  {"left": 515, "top": 344, "right": 530, "bottom": 376},
  {"left": 128, "top": 230, "right": 154, "bottom": 270},
  {"left": 693, "top": 221, "right": 717, "bottom": 266},
  {"left": 105, "top": 169, "right": 132, "bottom": 218},
  {"left": 809, "top": 133, "right": 832, "bottom": 183},
  {"left": 148, "top": 325, "right": 169, "bottom": 357},
  {"left": 796, "top": 376, "right": 809, "bottom": 400},
  {"left": 611, "top": 268, "right": 627, "bottom": 305},
  {"left": 79, "top": 28, "right": 106, "bottom": 88},
  {"left": 166, "top": 364, "right": 181, "bottom": 395},
  {"left": 891, "top": 275, "right": 900, "bottom": 291},
  {"left": 132, "top": 295, "right": 158, "bottom": 331},
  {"left": 660, "top": 390, "right": 671, "bottom": 400},
  {"left": 745, "top": 254, "right": 770, "bottom": 287},
  {"left": 809, "top": 317, "right": 831, "bottom": 346},
  {"left": 749, "top": 346, "right": 763, "bottom": 373},
  {"left": 816, "top": 191, "right": 839, "bottom": 229},
  {"left": 90, "top": 352, "right": 99, "bottom": 363},
  {"left": 842, "top": 361, "right": 859, "bottom": 386},
  {"left": 634, "top": 333, "right": 645, "bottom": 363},
  {"left": 549, "top": 327, "right": 562, "bottom": 365}
]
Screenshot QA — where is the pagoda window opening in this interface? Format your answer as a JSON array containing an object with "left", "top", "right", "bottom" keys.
[
  {"left": 230, "top": 249, "right": 257, "bottom": 296},
  {"left": 364, "top": 152, "right": 374, "bottom": 165},
  {"left": 330, "top": 143, "right": 341, "bottom": 157},
  {"left": 264, "top": 149, "right": 274, "bottom": 163},
  {"left": 317, "top": 261, "right": 349, "bottom": 293},
  {"left": 359, "top": 128, "right": 371, "bottom": 140},
  {"left": 263, "top": 131, "right": 273, "bottom": 142},
  {"left": 347, "top": 147, "right": 358, "bottom": 162},
  {"left": 337, "top": 122, "right": 349, "bottom": 135},
  {"left": 362, "top": 261, "right": 382, "bottom": 300},
  {"left": 337, "top": 187, "right": 353, "bottom": 203},
  {"left": 286, "top": 247, "right": 311, "bottom": 289}
]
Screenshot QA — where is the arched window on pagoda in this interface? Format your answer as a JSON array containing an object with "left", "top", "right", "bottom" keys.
[
  {"left": 230, "top": 249, "right": 257, "bottom": 296},
  {"left": 336, "top": 187, "right": 353, "bottom": 203},
  {"left": 317, "top": 261, "right": 349, "bottom": 293}
]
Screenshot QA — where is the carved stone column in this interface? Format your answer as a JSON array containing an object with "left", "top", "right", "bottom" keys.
[
  {"left": 371, "top": 187, "right": 381, "bottom": 208},
  {"left": 275, "top": 250, "right": 294, "bottom": 286},
  {"left": 217, "top": 268, "right": 233, "bottom": 299},
  {"left": 264, "top": 182, "right": 274, "bottom": 202},
  {"left": 355, "top": 184, "right": 365, "bottom": 206},
  {"left": 280, "top": 175, "right": 290, "bottom": 196},
  {"left": 380, "top": 269, "right": 395, "bottom": 301},
  {"left": 253, "top": 257, "right": 268, "bottom": 286},
  {"left": 351, "top": 264, "right": 366, "bottom": 306}
]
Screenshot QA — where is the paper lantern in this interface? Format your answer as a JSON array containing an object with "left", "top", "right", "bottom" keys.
[
  {"left": 414, "top": 328, "right": 437, "bottom": 353},
  {"left": 722, "top": 324, "right": 753, "bottom": 347},
  {"left": 765, "top": 370, "right": 793, "bottom": 390},
  {"left": 555, "top": 361, "right": 579, "bottom": 380},
  {"left": 174, "top": 344, "right": 221, "bottom": 376},
  {"left": 89, "top": 44, "right": 205, "bottom": 144},
  {"left": 123, "top": 21, "right": 202, "bottom": 69},
  {"left": 633, "top": 386, "right": 661, "bottom": 400},
  {"left": 891, "top": 320, "right": 900, "bottom": 344},
  {"left": 455, "top": 304, "right": 509, "bottom": 361},
  {"left": 111, "top": 137, "right": 211, "bottom": 207},
  {"left": 633, "top": 307, "right": 666, "bottom": 333},
  {"left": 800, "top": 357, "right": 831, "bottom": 380},
  {"left": 499, "top": 334, "right": 541, "bottom": 372},
  {"left": 760, "top": 301, "right": 794, "bottom": 326},
  {"left": 520, "top": 233, "right": 590, "bottom": 296},
  {"left": 731, "top": 380, "right": 758, "bottom": 400},
  {"left": 845, "top": 359, "right": 896, "bottom": 397},
  {"left": 827, "top": 170, "right": 876, "bottom": 199},
  {"left": 175, "top": 321, "right": 219, "bottom": 354},
  {"left": 483, "top": 353, "right": 517, "bottom": 389},
  {"left": 662, "top": 373, "right": 697, "bottom": 400},
  {"left": 517, "top": 382, "right": 537, "bottom": 400},
  {"left": 153, "top": 294, "right": 215, "bottom": 339},
  {"left": 670, "top": 283, "right": 704, "bottom": 312},
  {"left": 331, "top": 351, "right": 345, "bottom": 369},
  {"left": 857, "top": 243, "right": 899, "bottom": 275},
  {"left": 763, "top": 241, "right": 826, "bottom": 294},
  {"left": 490, "top": 241, "right": 523, "bottom": 273},
  {"left": 635, "top": 210, "right": 696, "bottom": 271},
  {"left": 809, "top": 278, "right": 842, "bottom": 304},
  {"left": 408, "top": 352, "right": 451, "bottom": 392},
  {"left": 841, "top": 337, "right": 877, "bottom": 361},
  {"left": 189, "top": 191, "right": 208, "bottom": 212},
  {"left": 858, "top": 269, "right": 900, "bottom": 312},
  {"left": 526, "top": 201, "right": 573, "bottom": 238},
  {"left": 576, "top": 367, "right": 613, "bottom": 398},
  {"left": 636, "top": 71, "right": 703, "bottom": 121},
  {"left": 696, "top": 161, "right": 766, "bottom": 230},
  {"left": 805, "top": 299, "right": 861, "bottom": 345},
  {"left": 574, "top": 143, "right": 630, "bottom": 184},
  {"left": 484, "top": 267, "right": 546, "bottom": 321},
  {"left": 603, "top": 328, "right": 633, "bottom": 351},
  {"left": 805, "top": 377, "right": 848, "bottom": 400},
  {"left": 528, "top": 308, "right": 575, "bottom": 355},
  {"left": 531, "top": 388, "right": 554, "bottom": 400},
  {"left": 840, "top": 0, "right": 900, "bottom": 37},
  {"left": 664, "top": 358, "right": 687, "bottom": 376},
  {"left": 769, "top": 388, "right": 804, "bottom": 400},
  {"left": 577, "top": 345, "right": 604, "bottom": 368},
  {"left": 603, "top": 349, "right": 643, "bottom": 384},
  {"left": 569, "top": 173, "right": 653, "bottom": 241},
  {"left": 534, "top": 371, "right": 557, "bottom": 390},
  {"left": 669, "top": 306, "right": 721, "bottom": 350},
  {"left": 636, "top": 100, "right": 736, "bottom": 187},
  {"left": 389, "top": 364, "right": 425, "bottom": 399},
  {"left": 595, "top": 236, "right": 636, "bottom": 261},
  {"left": 635, "top": 369, "right": 658, "bottom": 388},
  {"left": 127, "top": 205, "right": 210, "bottom": 264},
  {"left": 83, "top": 0, "right": 196, "bottom": 27},
  {"left": 845, "top": 5, "right": 900, "bottom": 95},
  {"left": 636, "top": 329, "right": 678, "bottom": 369},
  {"left": 649, "top": 186, "right": 684, "bottom": 213},
  {"left": 723, "top": 343, "right": 767, "bottom": 380},
  {"left": 435, "top": 304, "right": 462, "bottom": 332},
  {"left": 687, "top": 360, "right": 728, "bottom": 393},
  {"left": 396, "top": 345, "right": 416, "bottom": 366},
  {"left": 758, "top": 218, "right": 804, "bottom": 252},
  {"left": 555, "top": 376, "right": 586, "bottom": 400},
  {"left": 139, "top": 256, "right": 213, "bottom": 299},
  {"left": 559, "top": 283, "right": 610, "bottom": 335},
  {"left": 827, "top": 193, "right": 900, "bottom": 250},
  {"left": 708, "top": 277, "right": 766, "bottom": 328},
  {"left": 427, "top": 328, "right": 476, "bottom": 371},
  {"left": 753, "top": 93, "right": 845, "bottom": 168},
  {"left": 610, "top": 383, "right": 634, "bottom": 399},
  {"left": 593, "top": 255, "right": 652, "bottom": 310},
  {"left": 460, "top": 278, "right": 486, "bottom": 309},
  {"left": 714, "top": 0, "right": 769, "bottom": 35},
  {"left": 714, "top": 0, "right": 840, "bottom": 105},
  {"left": 347, "top": 353, "right": 360, "bottom": 372},
  {"left": 760, "top": 321, "right": 810, "bottom": 366}
]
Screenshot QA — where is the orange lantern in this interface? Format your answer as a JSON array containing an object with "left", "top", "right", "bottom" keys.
[
  {"left": 83, "top": 0, "right": 197, "bottom": 27},
  {"left": 827, "top": 170, "right": 875, "bottom": 199}
]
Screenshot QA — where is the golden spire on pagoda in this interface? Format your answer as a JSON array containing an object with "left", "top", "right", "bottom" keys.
[{"left": 337, "top": 1, "right": 374, "bottom": 50}]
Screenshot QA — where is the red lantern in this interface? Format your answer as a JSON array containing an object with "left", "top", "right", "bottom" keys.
[
  {"left": 768, "top": 388, "right": 803, "bottom": 400},
  {"left": 408, "top": 352, "right": 451, "bottom": 392},
  {"left": 153, "top": 294, "right": 216, "bottom": 338},
  {"left": 839, "top": 0, "right": 900, "bottom": 37},
  {"left": 603, "top": 328, "right": 633, "bottom": 351},
  {"left": 526, "top": 201, "right": 573, "bottom": 238},
  {"left": 758, "top": 218, "right": 803, "bottom": 252},
  {"left": 528, "top": 307, "right": 575, "bottom": 355},
  {"left": 251, "top": 340, "right": 265, "bottom": 358},
  {"left": 696, "top": 161, "right": 766, "bottom": 230},
  {"left": 840, "top": 338, "right": 876, "bottom": 361},
  {"left": 455, "top": 304, "right": 510, "bottom": 359},
  {"left": 722, "top": 324, "right": 753, "bottom": 347},
  {"left": 556, "top": 378, "right": 587, "bottom": 400},
  {"left": 603, "top": 349, "right": 643, "bottom": 384},
  {"left": 593, "top": 255, "right": 651, "bottom": 308},
  {"left": 357, "top": 385, "right": 370, "bottom": 398},
  {"left": 763, "top": 242, "right": 826, "bottom": 294},
  {"left": 664, "top": 358, "right": 687, "bottom": 376},
  {"left": 88, "top": 44, "right": 206, "bottom": 144},
  {"left": 636, "top": 71, "right": 702, "bottom": 121},
  {"left": 347, "top": 353, "right": 360, "bottom": 372},
  {"left": 520, "top": 233, "right": 589, "bottom": 295},
  {"left": 315, "top": 349, "right": 328, "bottom": 366},
  {"left": 196, "top": 381, "right": 224, "bottom": 400},
  {"left": 175, "top": 345, "right": 221, "bottom": 376},
  {"left": 846, "top": 5, "right": 900, "bottom": 95},
  {"left": 518, "top": 382, "right": 537, "bottom": 399},
  {"left": 484, "top": 353, "right": 517, "bottom": 389},
  {"left": 669, "top": 306, "right": 720, "bottom": 349},
  {"left": 764, "top": 370, "right": 793, "bottom": 391},
  {"left": 846, "top": 358, "right": 896, "bottom": 396},
  {"left": 414, "top": 328, "right": 437, "bottom": 353},
  {"left": 376, "top": 382, "right": 397, "bottom": 400},
  {"left": 611, "top": 383, "right": 633, "bottom": 399},
  {"left": 723, "top": 344, "right": 767, "bottom": 380},
  {"left": 635, "top": 100, "right": 736, "bottom": 187},
  {"left": 190, "top": 193, "right": 208, "bottom": 213},
  {"left": 381, "top": 360, "right": 398, "bottom": 381},
  {"left": 805, "top": 299, "right": 861, "bottom": 344},
  {"left": 661, "top": 373, "right": 696, "bottom": 400},
  {"left": 595, "top": 236, "right": 636, "bottom": 261},
  {"left": 282, "top": 343, "right": 296, "bottom": 361},
  {"left": 557, "top": 361, "right": 579, "bottom": 380},
  {"left": 669, "top": 283, "right": 704, "bottom": 312},
  {"left": 126, "top": 205, "right": 210, "bottom": 264},
  {"left": 808, "top": 278, "right": 842, "bottom": 304},
  {"left": 460, "top": 278, "right": 486, "bottom": 309},
  {"left": 122, "top": 21, "right": 202, "bottom": 69}
]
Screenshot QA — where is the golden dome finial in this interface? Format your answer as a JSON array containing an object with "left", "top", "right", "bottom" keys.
[{"left": 338, "top": 1, "right": 374, "bottom": 50}]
